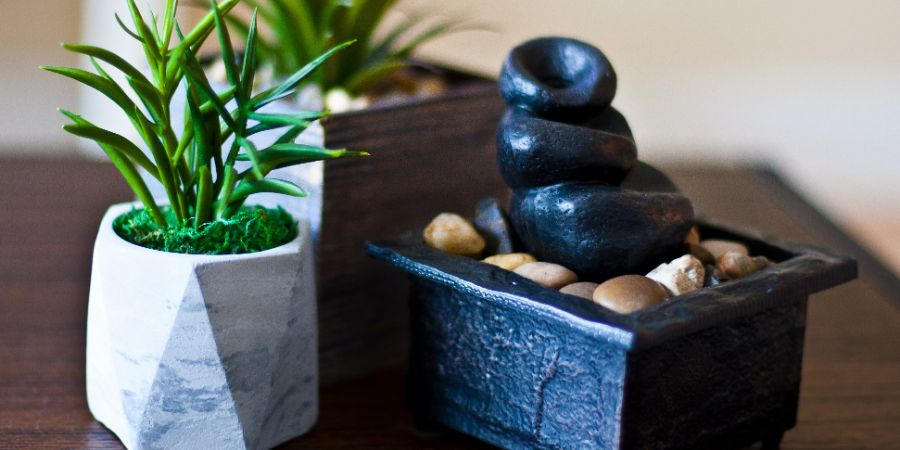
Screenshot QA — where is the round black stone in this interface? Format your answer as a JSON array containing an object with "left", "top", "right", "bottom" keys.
[
  {"left": 620, "top": 161, "right": 680, "bottom": 193},
  {"left": 499, "top": 37, "right": 617, "bottom": 121},
  {"left": 497, "top": 108, "right": 637, "bottom": 188},
  {"left": 509, "top": 183, "right": 694, "bottom": 280}
]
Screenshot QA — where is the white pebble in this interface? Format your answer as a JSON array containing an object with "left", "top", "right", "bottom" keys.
[{"left": 646, "top": 254, "right": 706, "bottom": 296}]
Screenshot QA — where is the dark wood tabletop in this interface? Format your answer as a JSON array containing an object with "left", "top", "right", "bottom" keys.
[{"left": 1, "top": 158, "right": 898, "bottom": 449}]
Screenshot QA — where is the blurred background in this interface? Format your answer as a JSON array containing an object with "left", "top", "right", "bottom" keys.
[{"left": 2, "top": 0, "right": 898, "bottom": 271}]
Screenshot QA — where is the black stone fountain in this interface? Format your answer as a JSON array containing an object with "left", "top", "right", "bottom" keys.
[{"left": 367, "top": 37, "right": 857, "bottom": 449}]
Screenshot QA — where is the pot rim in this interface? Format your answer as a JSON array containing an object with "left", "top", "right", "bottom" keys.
[
  {"left": 366, "top": 220, "right": 857, "bottom": 350},
  {"left": 98, "top": 201, "right": 309, "bottom": 262}
]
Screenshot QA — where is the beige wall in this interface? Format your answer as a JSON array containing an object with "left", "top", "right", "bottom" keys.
[
  {"left": 0, "top": 0, "right": 82, "bottom": 154},
  {"left": 397, "top": 0, "right": 900, "bottom": 240},
  {"left": 1, "top": 1, "right": 897, "bottom": 254}
]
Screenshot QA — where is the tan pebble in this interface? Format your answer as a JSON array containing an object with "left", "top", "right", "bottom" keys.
[
  {"left": 423, "top": 213, "right": 486, "bottom": 256},
  {"left": 559, "top": 282, "right": 600, "bottom": 300},
  {"left": 593, "top": 275, "right": 670, "bottom": 314},
  {"left": 514, "top": 262, "right": 578, "bottom": 289},
  {"left": 685, "top": 226, "right": 701, "bottom": 245},
  {"left": 752, "top": 256, "right": 772, "bottom": 269},
  {"left": 701, "top": 239, "right": 749, "bottom": 258},
  {"left": 646, "top": 255, "right": 706, "bottom": 296},
  {"left": 688, "top": 243, "right": 715, "bottom": 265},
  {"left": 717, "top": 251, "right": 760, "bottom": 278},
  {"left": 704, "top": 264, "right": 730, "bottom": 287},
  {"left": 482, "top": 253, "right": 537, "bottom": 271}
]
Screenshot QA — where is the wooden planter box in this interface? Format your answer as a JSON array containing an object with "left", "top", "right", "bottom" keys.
[
  {"left": 366, "top": 223, "right": 856, "bottom": 449},
  {"left": 316, "top": 70, "right": 508, "bottom": 383}
]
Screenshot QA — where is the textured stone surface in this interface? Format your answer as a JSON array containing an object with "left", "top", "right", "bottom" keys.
[
  {"left": 366, "top": 222, "right": 857, "bottom": 450},
  {"left": 510, "top": 183, "right": 695, "bottom": 279},
  {"left": 559, "top": 282, "right": 600, "bottom": 300},
  {"left": 496, "top": 108, "right": 636, "bottom": 188},
  {"left": 482, "top": 253, "right": 537, "bottom": 271},
  {"left": 646, "top": 255, "right": 706, "bottom": 296},
  {"left": 499, "top": 36, "right": 617, "bottom": 121},
  {"left": 593, "top": 275, "right": 671, "bottom": 314},
  {"left": 702, "top": 239, "right": 750, "bottom": 258},
  {"left": 87, "top": 203, "right": 318, "bottom": 450},
  {"left": 472, "top": 197, "right": 517, "bottom": 255},
  {"left": 619, "top": 161, "right": 681, "bottom": 194},
  {"left": 497, "top": 37, "right": 694, "bottom": 280},
  {"left": 513, "top": 262, "right": 578, "bottom": 289},
  {"left": 717, "top": 251, "right": 761, "bottom": 279},
  {"left": 688, "top": 243, "right": 716, "bottom": 265},
  {"left": 423, "top": 213, "right": 486, "bottom": 257}
]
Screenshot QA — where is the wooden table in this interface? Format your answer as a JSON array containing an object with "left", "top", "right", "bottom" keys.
[{"left": 1, "top": 159, "right": 898, "bottom": 449}]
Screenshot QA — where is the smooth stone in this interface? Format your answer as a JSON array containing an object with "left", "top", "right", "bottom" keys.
[
  {"left": 510, "top": 183, "right": 695, "bottom": 280},
  {"left": 499, "top": 37, "right": 617, "bottom": 121},
  {"left": 685, "top": 226, "right": 701, "bottom": 245},
  {"left": 688, "top": 243, "right": 716, "bottom": 265},
  {"left": 717, "top": 251, "right": 760, "bottom": 278},
  {"left": 514, "top": 262, "right": 578, "bottom": 289},
  {"left": 496, "top": 108, "right": 637, "bottom": 188},
  {"left": 559, "top": 282, "right": 600, "bottom": 300},
  {"left": 620, "top": 161, "right": 681, "bottom": 193},
  {"left": 473, "top": 197, "right": 517, "bottom": 254},
  {"left": 592, "top": 275, "right": 670, "bottom": 314},
  {"left": 704, "top": 264, "right": 730, "bottom": 287},
  {"left": 701, "top": 239, "right": 749, "bottom": 258},
  {"left": 753, "top": 255, "right": 773, "bottom": 269},
  {"left": 423, "top": 213, "right": 486, "bottom": 257},
  {"left": 646, "top": 254, "right": 706, "bottom": 296},
  {"left": 482, "top": 253, "right": 537, "bottom": 271}
]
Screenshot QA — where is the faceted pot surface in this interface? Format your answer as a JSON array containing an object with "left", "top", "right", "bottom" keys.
[{"left": 86, "top": 203, "right": 318, "bottom": 450}]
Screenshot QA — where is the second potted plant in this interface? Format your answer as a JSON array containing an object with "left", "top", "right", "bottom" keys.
[{"left": 44, "top": 1, "right": 365, "bottom": 448}]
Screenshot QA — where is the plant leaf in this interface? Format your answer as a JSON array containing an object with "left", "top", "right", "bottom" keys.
[
  {"left": 239, "top": 9, "right": 259, "bottom": 103},
  {"left": 343, "top": 59, "right": 406, "bottom": 95},
  {"left": 115, "top": 13, "right": 145, "bottom": 42},
  {"left": 59, "top": 113, "right": 159, "bottom": 180},
  {"left": 237, "top": 143, "right": 368, "bottom": 172},
  {"left": 41, "top": 66, "right": 143, "bottom": 122},
  {"left": 236, "top": 136, "right": 264, "bottom": 179},
  {"left": 175, "top": 0, "right": 241, "bottom": 54},
  {"left": 252, "top": 39, "right": 355, "bottom": 109},
  {"left": 181, "top": 47, "right": 237, "bottom": 130},
  {"left": 127, "top": 75, "right": 166, "bottom": 124},
  {"left": 229, "top": 178, "right": 307, "bottom": 203},
  {"left": 62, "top": 43, "right": 153, "bottom": 86},
  {"left": 211, "top": 0, "right": 240, "bottom": 91},
  {"left": 125, "top": 0, "right": 162, "bottom": 74},
  {"left": 249, "top": 111, "right": 324, "bottom": 127}
]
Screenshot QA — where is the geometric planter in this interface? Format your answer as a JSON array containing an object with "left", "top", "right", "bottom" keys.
[
  {"left": 367, "top": 222, "right": 857, "bottom": 449},
  {"left": 86, "top": 202, "right": 318, "bottom": 450}
]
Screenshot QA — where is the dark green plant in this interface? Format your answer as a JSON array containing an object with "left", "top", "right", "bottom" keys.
[
  {"left": 228, "top": 0, "right": 466, "bottom": 97},
  {"left": 43, "top": 0, "right": 366, "bottom": 231}
]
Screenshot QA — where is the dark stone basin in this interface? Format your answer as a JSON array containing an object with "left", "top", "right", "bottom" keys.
[{"left": 366, "top": 222, "right": 856, "bottom": 449}]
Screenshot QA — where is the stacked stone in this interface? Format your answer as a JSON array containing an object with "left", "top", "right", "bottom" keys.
[{"left": 497, "top": 37, "right": 695, "bottom": 280}]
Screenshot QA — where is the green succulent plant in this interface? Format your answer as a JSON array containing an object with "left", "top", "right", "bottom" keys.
[
  {"left": 227, "top": 0, "right": 466, "bottom": 98},
  {"left": 43, "top": 0, "right": 366, "bottom": 232}
]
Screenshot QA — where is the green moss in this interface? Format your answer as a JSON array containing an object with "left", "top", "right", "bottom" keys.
[{"left": 113, "top": 206, "right": 297, "bottom": 255}]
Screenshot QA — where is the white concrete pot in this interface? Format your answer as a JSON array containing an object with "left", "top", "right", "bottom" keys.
[{"left": 86, "top": 203, "right": 318, "bottom": 450}]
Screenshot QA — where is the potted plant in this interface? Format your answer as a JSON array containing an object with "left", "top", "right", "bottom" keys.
[
  {"left": 208, "top": 0, "right": 506, "bottom": 383},
  {"left": 367, "top": 37, "right": 857, "bottom": 449},
  {"left": 43, "top": 1, "right": 365, "bottom": 448}
]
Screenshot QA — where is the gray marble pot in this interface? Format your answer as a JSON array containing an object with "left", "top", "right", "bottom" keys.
[{"left": 86, "top": 203, "right": 318, "bottom": 450}]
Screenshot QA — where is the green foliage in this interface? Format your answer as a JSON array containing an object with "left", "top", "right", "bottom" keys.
[
  {"left": 114, "top": 205, "right": 297, "bottom": 254},
  {"left": 43, "top": 0, "right": 367, "bottom": 234},
  {"left": 230, "top": 0, "right": 467, "bottom": 96}
]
